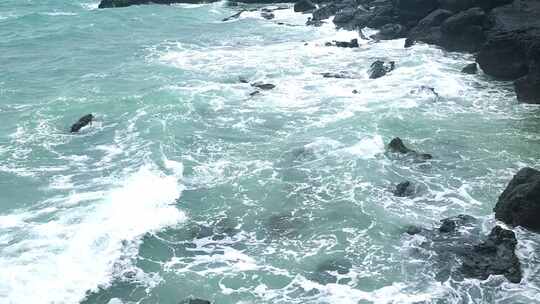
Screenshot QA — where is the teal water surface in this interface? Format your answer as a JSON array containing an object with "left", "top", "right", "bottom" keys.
[{"left": 1, "top": 1, "right": 540, "bottom": 303}]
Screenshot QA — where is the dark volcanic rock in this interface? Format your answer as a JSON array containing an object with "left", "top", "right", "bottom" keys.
[
  {"left": 70, "top": 114, "right": 94, "bottom": 133},
  {"left": 388, "top": 137, "right": 411, "bottom": 154},
  {"left": 439, "top": 214, "right": 476, "bottom": 233},
  {"left": 312, "top": 3, "right": 339, "bottom": 21},
  {"left": 394, "top": 0, "right": 439, "bottom": 23},
  {"left": 98, "top": 0, "right": 220, "bottom": 8},
  {"left": 407, "top": 215, "right": 522, "bottom": 284},
  {"left": 461, "top": 226, "right": 522, "bottom": 283},
  {"left": 477, "top": 32, "right": 529, "bottom": 80},
  {"left": 179, "top": 299, "right": 211, "bottom": 304},
  {"left": 327, "top": 39, "right": 359, "bottom": 48},
  {"left": 439, "top": 7, "right": 487, "bottom": 51},
  {"left": 387, "top": 137, "right": 432, "bottom": 160},
  {"left": 461, "top": 62, "right": 478, "bottom": 74},
  {"left": 394, "top": 181, "right": 415, "bottom": 197},
  {"left": 494, "top": 167, "right": 540, "bottom": 232},
  {"left": 251, "top": 82, "right": 276, "bottom": 90},
  {"left": 294, "top": 0, "right": 316, "bottom": 12},
  {"left": 368, "top": 60, "right": 395, "bottom": 79}
]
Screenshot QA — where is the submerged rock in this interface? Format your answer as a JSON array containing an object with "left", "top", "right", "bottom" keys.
[
  {"left": 261, "top": 11, "right": 275, "bottom": 19},
  {"left": 368, "top": 60, "right": 394, "bottom": 79},
  {"left": 294, "top": 0, "right": 316, "bottom": 13},
  {"left": 494, "top": 167, "right": 540, "bottom": 233},
  {"left": 251, "top": 82, "right": 276, "bottom": 90},
  {"left": 266, "top": 213, "right": 304, "bottom": 238},
  {"left": 461, "top": 63, "right": 478, "bottom": 74},
  {"left": 438, "top": 214, "right": 476, "bottom": 233},
  {"left": 321, "top": 72, "right": 355, "bottom": 79},
  {"left": 371, "top": 23, "right": 405, "bottom": 40},
  {"left": 313, "top": 258, "right": 352, "bottom": 284},
  {"left": 179, "top": 299, "right": 211, "bottom": 304},
  {"left": 70, "top": 114, "right": 94, "bottom": 133},
  {"left": 461, "top": 226, "right": 522, "bottom": 283},
  {"left": 394, "top": 181, "right": 415, "bottom": 197}
]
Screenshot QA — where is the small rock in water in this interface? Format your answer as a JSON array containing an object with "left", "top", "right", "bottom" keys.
[
  {"left": 404, "top": 37, "right": 415, "bottom": 48},
  {"left": 313, "top": 258, "right": 352, "bottom": 284},
  {"left": 261, "top": 11, "right": 275, "bottom": 20},
  {"left": 239, "top": 77, "right": 249, "bottom": 83},
  {"left": 368, "top": 60, "right": 395, "bottom": 79},
  {"left": 249, "top": 90, "right": 261, "bottom": 97},
  {"left": 461, "top": 63, "right": 478, "bottom": 74},
  {"left": 388, "top": 137, "right": 412, "bottom": 154},
  {"left": 306, "top": 17, "right": 324, "bottom": 27},
  {"left": 333, "top": 39, "right": 359, "bottom": 48},
  {"left": 439, "top": 214, "right": 476, "bottom": 233},
  {"left": 352, "top": 89, "right": 359, "bottom": 94},
  {"left": 70, "top": 114, "right": 94, "bottom": 133},
  {"left": 251, "top": 82, "right": 275, "bottom": 90},
  {"left": 222, "top": 10, "right": 244, "bottom": 22},
  {"left": 179, "top": 299, "right": 211, "bottom": 304},
  {"left": 394, "top": 181, "right": 414, "bottom": 197},
  {"left": 266, "top": 213, "right": 304, "bottom": 238},
  {"left": 387, "top": 137, "right": 432, "bottom": 161},
  {"left": 321, "top": 72, "right": 354, "bottom": 79}
]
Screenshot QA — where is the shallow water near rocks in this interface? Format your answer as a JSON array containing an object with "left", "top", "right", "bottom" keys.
[{"left": 1, "top": 1, "right": 540, "bottom": 303}]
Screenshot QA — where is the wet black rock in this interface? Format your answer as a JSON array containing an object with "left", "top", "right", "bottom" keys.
[
  {"left": 70, "top": 114, "right": 94, "bottom": 133},
  {"left": 494, "top": 167, "right": 540, "bottom": 233},
  {"left": 239, "top": 77, "right": 249, "bottom": 83},
  {"left": 461, "top": 226, "right": 522, "bottom": 283},
  {"left": 406, "top": 215, "right": 522, "bottom": 284},
  {"left": 179, "top": 299, "right": 211, "bottom": 304},
  {"left": 261, "top": 11, "right": 275, "bottom": 19},
  {"left": 251, "top": 82, "right": 276, "bottom": 90},
  {"left": 387, "top": 137, "right": 433, "bottom": 160},
  {"left": 222, "top": 10, "right": 244, "bottom": 21},
  {"left": 294, "top": 0, "right": 316, "bottom": 13},
  {"left": 249, "top": 90, "right": 261, "bottom": 97},
  {"left": 394, "top": 181, "right": 415, "bottom": 197},
  {"left": 368, "top": 60, "right": 395, "bottom": 79},
  {"left": 321, "top": 72, "right": 354, "bottom": 79},
  {"left": 328, "top": 39, "right": 359, "bottom": 48},
  {"left": 388, "top": 137, "right": 412, "bottom": 154},
  {"left": 99, "top": 0, "right": 219, "bottom": 8},
  {"left": 461, "top": 63, "right": 478, "bottom": 74},
  {"left": 439, "top": 214, "right": 476, "bottom": 233}
]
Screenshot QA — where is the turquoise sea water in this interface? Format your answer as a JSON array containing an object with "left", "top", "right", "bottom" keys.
[{"left": 1, "top": 1, "right": 540, "bottom": 303}]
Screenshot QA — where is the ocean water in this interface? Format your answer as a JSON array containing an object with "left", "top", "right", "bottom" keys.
[{"left": 1, "top": 1, "right": 540, "bottom": 303}]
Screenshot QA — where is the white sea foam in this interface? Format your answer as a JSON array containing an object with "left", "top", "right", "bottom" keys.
[{"left": 0, "top": 165, "right": 186, "bottom": 304}]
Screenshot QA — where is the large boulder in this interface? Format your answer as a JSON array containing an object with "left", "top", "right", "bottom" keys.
[
  {"left": 294, "top": 0, "right": 316, "bottom": 13},
  {"left": 476, "top": 31, "right": 529, "bottom": 80},
  {"left": 494, "top": 167, "right": 540, "bottom": 232},
  {"left": 439, "top": 7, "right": 487, "bottom": 51},
  {"left": 394, "top": 0, "right": 439, "bottom": 22},
  {"left": 461, "top": 226, "right": 522, "bottom": 283}
]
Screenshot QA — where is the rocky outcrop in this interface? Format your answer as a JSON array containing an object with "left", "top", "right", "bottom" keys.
[
  {"left": 368, "top": 60, "right": 395, "bottom": 79},
  {"left": 294, "top": 0, "right": 316, "bottom": 12},
  {"left": 406, "top": 215, "right": 522, "bottom": 283},
  {"left": 461, "top": 226, "right": 522, "bottom": 283},
  {"left": 494, "top": 167, "right": 540, "bottom": 233},
  {"left": 71, "top": 114, "right": 94, "bottom": 133}
]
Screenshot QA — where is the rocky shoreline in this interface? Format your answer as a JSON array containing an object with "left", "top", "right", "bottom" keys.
[{"left": 98, "top": 0, "right": 540, "bottom": 104}]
